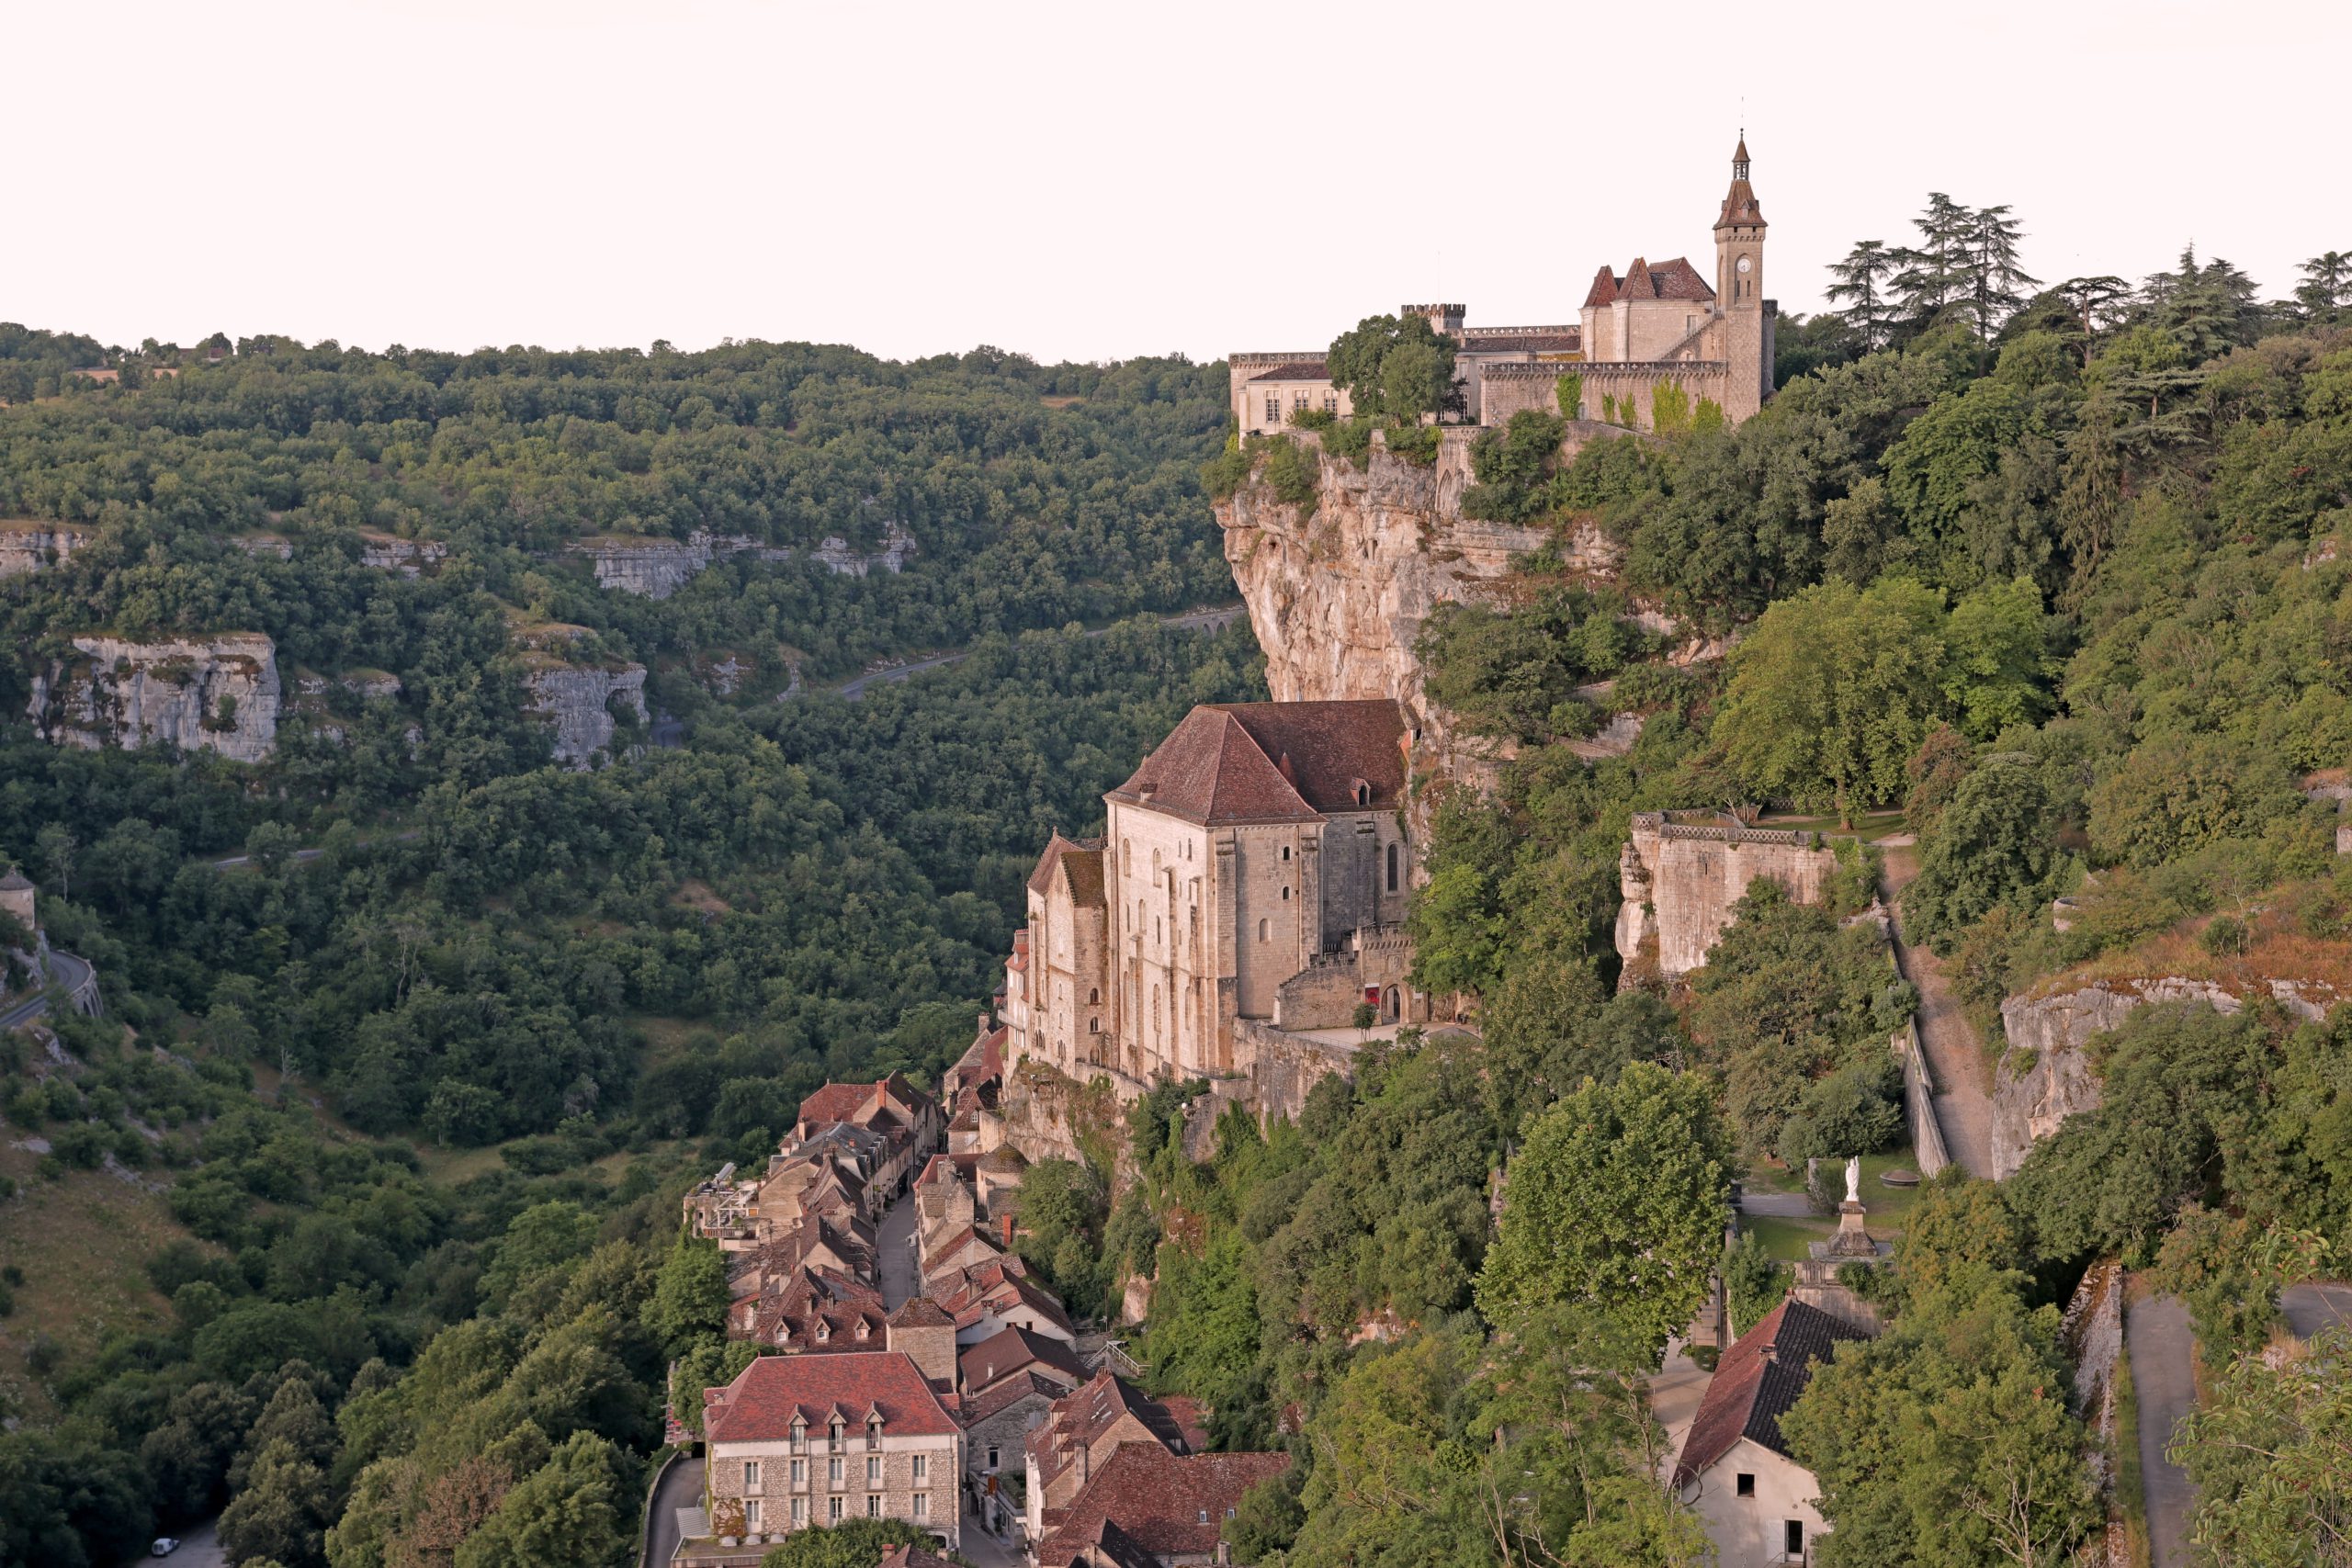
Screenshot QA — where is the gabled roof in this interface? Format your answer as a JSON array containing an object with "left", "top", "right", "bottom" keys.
[
  {"left": 960, "top": 1368, "right": 1071, "bottom": 1426},
  {"left": 1027, "top": 1371, "right": 1193, "bottom": 1492},
  {"left": 1589, "top": 256, "right": 1717, "bottom": 305},
  {"left": 1673, "top": 1297, "right": 1868, "bottom": 1488},
  {"left": 797, "top": 1081, "right": 874, "bottom": 1128},
  {"left": 0, "top": 866, "right": 32, "bottom": 892},
  {"left": 888, "top": 1295, "right": 955, "bottom": 1329},
  {"left": 1035, "top": 1444, "right": 1293, "bottom": 1564},
  {"left": 703, "top": 1350, "right": 960, "bottom": 1442},
  {"left": 1583, "top": 266, "right": 1621, "bottom": 308},
  {"left": 961, "top": 1324, "right": 1087, "bottom": 1394},
  {"left": 878, "top": 1544, "right": 960, "bottom": 1568},
  {"left": 1106, "top": 701, "right": 1408, "bottom": 826},
  {"left": 1028, "top": 832, "right": 1107, "bottom": 907}
]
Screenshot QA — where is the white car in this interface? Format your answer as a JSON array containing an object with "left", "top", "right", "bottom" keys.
[{"left": 151, "top": 1541, "right": 180, "bottom": 1559}]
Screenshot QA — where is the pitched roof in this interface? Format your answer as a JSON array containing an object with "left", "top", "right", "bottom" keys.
[
  {"left": 1245, "top": 360, "right": 1329, "bottom": 382},
  {"left": 1459, "top": 331, "right": 1583, "bottom": 355},
  {"left": 0, "top": 866, "right": 32, "bottom": 892},
  {"left": 1027, "top": 1371, "right": 1193, "bottom": 1493},
  {"left": 961, "top": 1368, "right": 1071, "bottom": 1425},
  {"left": 1673, "top": 1298, "right": 1869, "bottom": 1487},
  {"left": 888, "top": 1295, "right": 955, "bottom": 1329},
  {"left": 878, "top": 1544, "right": 959, "bottom": 1568},
  {"left": 1042, "top": 1515, "right": 1158, "bottom": 1568},
  {"left": 1028, "top": 832, "right": 1107, "bottom": 906},
  {"left": 1591, "top": 256, "right": 1716, "bottom": 305},
  {"left": 1035, "top": 1444, "right": 1293, "bottom": 1563},
  {"left": 797, "top": 1081, "right": 875, "bottom": 1128},
  {"left": 1106, "top": 701, "right": 1407, "bottom": 826},
  {"left": 961, "top": 1324, "right": 1087, "bottom": 1393},
  {"left": 1584, "top": 266, "right": 1621, "bottom": 308},
  {"left": 703, "top": 1350, "right": 960, "bottom": 1443},
  {"left": 1716, "top": 170, "right": 1766, "bottom": 231}
]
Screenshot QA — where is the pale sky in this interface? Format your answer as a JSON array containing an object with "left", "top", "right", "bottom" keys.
[{"left": 8, "top": 0, "right": 2345, "bottom": 366}]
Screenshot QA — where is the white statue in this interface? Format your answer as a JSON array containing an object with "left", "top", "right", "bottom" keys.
[{"left": 1844, "top": 1156, "right": 1861, "bottom": 1205}]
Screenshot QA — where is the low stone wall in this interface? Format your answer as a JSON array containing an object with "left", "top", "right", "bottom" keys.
[
  {"left": 1891, "top": 1023, "right": 1950, "bottom": 1179},
  {"left": 1231, "top": 1019, "right": 1359, "bottom": 1125}
]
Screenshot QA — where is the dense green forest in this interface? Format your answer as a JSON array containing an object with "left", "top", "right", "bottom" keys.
[{"left": 0, "top": 329, "right": 1258, "bottom": 1565}]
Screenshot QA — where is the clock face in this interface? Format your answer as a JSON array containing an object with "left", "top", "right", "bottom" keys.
[{"left": 1736, "top": 256, "right": 1752, "bottom": 275}]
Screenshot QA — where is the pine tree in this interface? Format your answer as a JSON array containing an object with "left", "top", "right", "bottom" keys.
[
  {"left": 1892, "top": 193, "right": 1974, "bottom": 329},
  {"left": 1962, "top": 205, "right": 2039, "bottom": 344},
  {"left": 1826, "top": 240, "right": 1899, "bottom": 350},
  {"left": 2143, "top": 245, "right": 2264, "bottom": 361},
  {"left": 2296, "top": 250, "right": 2352, "bottom": 325}
]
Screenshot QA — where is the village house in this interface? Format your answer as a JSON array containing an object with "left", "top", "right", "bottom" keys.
[
  {"left": 1002, "top": 699, "right": 1421, "bottom": 1100},
  {"left": 956, "top": 1324, "right": 1090, "bottom": 1537},
  {"left": 1023, "top": 1371, "right": 1198, "bottom": 1540},
  {"left": 697, "top": 1348, "right": 963, "bottom": 1552},
  {"left": 1032, "top": 1444, "right": 1294, "bottom": 1568},
  {"left": 1227, "top": 141, "right": 1774, "bottom": 437},
  {"left": 1673, "top": 1297, "right": 1871, "bottom": 1567}
]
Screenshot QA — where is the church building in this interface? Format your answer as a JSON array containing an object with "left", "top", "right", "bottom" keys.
[
  {"left": 1001, "top": 700, "right": 1422, "bottom": 1098},
  {"left": 1230, "top": 140, "right": 1774, "bottom": 437}
]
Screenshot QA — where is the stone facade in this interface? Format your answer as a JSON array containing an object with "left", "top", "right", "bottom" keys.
[
  {"left": 1614, "top": 814, "right": 1847, "bottom": 981},
  {"left": 1228, "top": 143, "right": 1774, "bottom": 437},
  {"left": 1002, "top": 702, "right": 1424, "bottom": 1105},
  {"left": 28, "top": 633, "right": 282, "bottom": 762}
]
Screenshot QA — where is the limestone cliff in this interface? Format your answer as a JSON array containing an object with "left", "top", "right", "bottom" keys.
[
  {"left": 0, "top": 521, "right": 92, "bottom": 579},
  {"left": 357, "top": 534, "right": 448, "bottom": 577},
  {"left": 28, "top": 633, "right": 281, "bottom": 761},
  {"left": 1990, "top": 976, "right": 2336, "bottom": 1178},
  {"left": 522, "top": 658, "right": 648, "bottom": 769},
  {"left": 1213, "top": 429, "right": 1580, "bottom": 799},
  {"left": 567, "top": 524, "right": 914, "bottom": 599}
]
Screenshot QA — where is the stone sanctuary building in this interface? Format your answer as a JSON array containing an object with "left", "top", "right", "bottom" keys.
[
  {"left": 1001, "top": 699, "right": 1425, "bottom": 1102},
  {"left": 1229, "top": 140, "right": 1775, "bottom": 437}
]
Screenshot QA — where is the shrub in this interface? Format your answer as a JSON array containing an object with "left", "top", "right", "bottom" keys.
[
  {"left": 1260, "top": 435, "right": 1319, "bottom": 509},
  {"left": 1385, "top": 423, "right": 1442, "bottom": 467}
]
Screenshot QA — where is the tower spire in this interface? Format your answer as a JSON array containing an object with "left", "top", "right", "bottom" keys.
[{"left": 1733, "top": 130, "right": 1749, "bottom": 181}]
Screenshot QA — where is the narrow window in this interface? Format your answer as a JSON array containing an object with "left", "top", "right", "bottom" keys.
[
  {"left": 745, "top": 1500, "right": 761, "bottom": 1529},
  {"left": 790, "top": 1459, "right": 805, "bottom": 1483},
  {"left": 1264, "top": 394, "right": 1279, "bottom": 423},
  {"left": 1323, "top": 390, "right": 1338, "bottom": 413},
  {"left": 1088, "top": 987, "right": 1099, "bottom": 1005},
  {"left": 986, "top": 1446, "right": 999, "bottom": 1470},
  {"left": 1785, "top": 1520, "right": 1804, "bottom": 1559},
  {"left": 1281, "top": 886, "right": 1290, "bottom": 901},
  {"left": 791, "top": 1498, "right": 805, "bottom": 1524},
  {"left": 743, "top": 1461, "right": 761, "bottom": 1490},
  {"left": 828, "top": 1496, "right": 843, "bottom": 1522},
  {"left": 1736, "top": 1473, "right": 1756, "bottom": 1497},
  {"left": 1386, "top": 842, "right": 1398, "bottom": 893},
  {"left": 913, "top": 1454, "right": 928, "bottom": 1482},
  {"left": 1281, "top": 844, "right": 1291, "bottom": 862},
  {"left": 866, "top": 1455, "right": 881, "bottom": 1483},
  {"left": 866, "top": 1495, "right": 880, "bottom": 1518},
  {"left": 1258, "top": 919, "right": 1268, "bottom": 942},
  {"left": 913, "top": 1493, "right": 929, "bottom": 1518}
]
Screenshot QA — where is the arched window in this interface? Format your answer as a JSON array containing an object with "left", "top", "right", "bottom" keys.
[
  {"left": 1386, "top": 842, "right": 1399, "bottom": 894},
  {"left": 1258, "top": 919, "right": 1268, "bottom": 942},
  {"left": 1281, "top": 886, "right": 1291, "bottom": 901},
  {"left": 1089, "top": 1018, "right": 1100, "bottom": 1033},
  {"left": 1281, "top": 844, "right": 1291, "bottom": 862},
  {"left": 1088, "top": 987, "right": 1099, "bottom": 1005}
]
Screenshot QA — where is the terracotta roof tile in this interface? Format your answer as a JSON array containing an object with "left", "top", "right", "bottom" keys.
[
  {"left": 1028, "top": 832, "right": 1107, "bottom": 905},
  {"left": 1461, "top": 331, "right": 1583, "bottom": 354},
  {"left": 1673, "top": 1298, "right": 1868, "bottom": 1488},
  {"left": 703, "top": 1350, "right": 959, "bottom": 1442},
  {"left": 1035, "top": 1444, "right": 1292, "bottom": 1563},
  {"left": 1244, "top": 360, "right": 1329, "bottom": 382},
  {"left": 1106, "top": 701, "right": 1406, "bottom": 826},
  {"left": 961, "top": 1324, "right": 1087, "bottom": 1393},
  {"left": 1583, "top": 266, "right": 1621, "bottom": 308}
]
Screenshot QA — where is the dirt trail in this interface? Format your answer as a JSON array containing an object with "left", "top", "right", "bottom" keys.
[{"left": 1877, "top": 841, "right": 1999, "bottom": 1180}]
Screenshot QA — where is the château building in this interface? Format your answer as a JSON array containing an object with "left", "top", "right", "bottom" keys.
[
  {"left": 1001, "top": 699, "right": 1423, "bottom": 1100},
  {"left": 1229, "top": 140, "right": 1774, "bottom": 437}
]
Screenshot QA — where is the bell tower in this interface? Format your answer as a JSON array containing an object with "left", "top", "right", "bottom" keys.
[{"left": 1713, "top": 135, "right": 1771, "bottom": 419}]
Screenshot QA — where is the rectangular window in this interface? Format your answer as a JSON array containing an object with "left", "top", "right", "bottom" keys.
[
  {"left": 866, "top": 1495, "right": 881, "bottom": 1518},
  {"left": 744, "top": 1500, "right": 761, "bottom": 1530},
  {"left": 828, "top": 1496, "right": 842, "bottom": 1523},
  {"left": 866, "top": 1456, "right": 882, "bottom": 1484},
  {"left": 742, "top": 1461, "right": 760, "bottom": 1490},
  {"left": 1785, "top": 1520, "right": 1804, "bottom": 1559},
  {"left": 984, "top": 1446, "right": 997, "bottom": 1471},
  {"left": 1323, "top": 390, "right": 1338, "bottom": 413},
  {"left": 1737, "top": 1473, "right": 1755, "bottom": 1497},
  {"left": 791, "top": 1498, "right": 805, "bottom": 1524},
  {"left": 790, "top": 1459, "right": 805, "bottom": 1483},
  {"left": 1264, "top": 394, "right": 1278, "bottom": 423},
  {"left": 913, "top": 1493, "right": 929, "bottom": 1519},
  {"left": 828, "top": 1457, "right": 842, "bottom": 1486},
  {"left": 913, "top": 1455, "right": 928, "bottom": 1482}
]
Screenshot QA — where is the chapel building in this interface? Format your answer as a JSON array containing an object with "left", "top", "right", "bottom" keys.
[
  {"left": 1230, "top": 140, "right": 1774, "bottom": 437},
  {"left": 1002, "top": 700, "right": 1421, "bottom": 1097}
]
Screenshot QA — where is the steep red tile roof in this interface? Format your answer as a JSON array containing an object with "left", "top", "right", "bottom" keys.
[
  {"left": 1583, "top": 266, "right": 1621, "bottom": 308},
  {"left": 703, "top": 1350, "right": 960, "bottom": 1442},
  {"left": 1106, "top": 701, "right": 1407, "bottom": 827},
  {"left": 960, "top": 1368, "right": 1070, "bottom": 1426},
  {"left": 797, "top": 1081, "right": 874, "bottom": 1127},
  {"left": 878, "top": 1544, "right": 959, "bottom": 1568},
  {"left": 1035, "top": 1445, "right": 1292, "bottom": 1564},
  {"left": 1026, "top": 1371, "right": 1192, "bottom": 1495},
  {"left": 1041, "top": 1515, "right": 1158, "bottom": 1568},
  {"left": 961, "top": 1324, "right": 1087, "bottom": 1393},
  {"left": 1245, "top": 360, "right": 1328, "bottom": 382},
  {"left": 1028, "top": 833, "right": 1107, "bottom": 905},
  {"left": 1673, "top": 1297, "right": 1868, "bottom": 1488},
  {"left": 888, "top": 1295, "right": 955, "bottom": 1328}
]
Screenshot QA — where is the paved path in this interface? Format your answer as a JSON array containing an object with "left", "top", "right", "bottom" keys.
[
  {"left": 877, "top": 1182, "right": 920, "bottom": 1311},
  {"left": 1878, "top": 844, "right": 1997, "bottom": 1179},
  {"left": 2281, "top": 1281, "right": 2352, "bottom": 1338},
  {"left": 642, "top": 1454, "right": 703, "bottom": 1568},
  {"left": 1, "top": 948, "right": 94, "bottom": 1032},
  {"left": 2126, "top": 1294, "right": 2197, "bottom": 1568}
]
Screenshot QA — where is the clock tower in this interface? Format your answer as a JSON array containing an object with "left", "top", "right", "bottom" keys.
[{"left": 1713, "top": 135, "right": 1771, "bottom": 419}]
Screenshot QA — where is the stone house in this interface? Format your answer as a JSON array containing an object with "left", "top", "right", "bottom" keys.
[
  {"left": 1673, "top": 1297, "right": 1870, "bottom": 1566},
  {"left": 1033, "top": 1445, "right": 1294, "bottom": 1568},
  {"left": 1229, "top": 141, "right": 1775, "bottom": 438},
  {"left": 1003, "top": 700, "right": 1421, "bottom": 1100},
  {"left": 956, "top": 1325, "right": 1088, "bottom": 1538},
  {"left": 1023, "top": 1371, "right": 1196, "bottom": 1541},
  {"left": 0, "top": 866, "right": 35, "bottom": 934},
  {"left": 929, "top": 1258, "right": 1075, "bottom": 1347},
  {"left": 701, "top": 1348, "right": 962, "bottom": 1550}
]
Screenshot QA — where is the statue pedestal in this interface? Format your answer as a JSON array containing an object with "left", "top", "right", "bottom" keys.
[{"left": 1826, "top": 1199, "right": 1881, "bottom": 1259}]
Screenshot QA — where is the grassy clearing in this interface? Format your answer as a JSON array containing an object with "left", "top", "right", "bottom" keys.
[
  {"left": 0, "top": 1147, "right": 195, "bottom": 1421},
  {"left": 1742, "top": 1213, "right": 1834, "bottom": 1261}
]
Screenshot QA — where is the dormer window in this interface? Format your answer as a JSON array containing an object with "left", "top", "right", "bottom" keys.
[
  {"left": 790, "top": 1417, "right": 808, "bottom": 1453},
  {"left": 866, "top": 1414, "right": 884, "bottom": 1450},
  {"left": 854, "top": 1320, "right": 869, "bottom": 1340},
  {"left": 829, "top": 1418, "right": 845, "bottom": 1451},
  {"left": 1351, "top": 778, "right": 1372, "bottom": 806},
  {"left": 814, "top": 1321, "right": 830, "bottom": 1342}
]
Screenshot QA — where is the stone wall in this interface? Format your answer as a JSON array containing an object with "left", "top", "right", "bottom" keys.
[
  {"left": 0, "top": 521, "right": 91, "bottom": 579},
  {"left": 521, "top": 658, "right": 648, "bottom": 769},
  {"left": 1231, "top": 1019, "right": 1358, "bottom": 1127},
  {"left": 1613, "top": 815, "right": 1847, "bottom": 980},
  {"left": 567, "top": 525, "right": 914, "bottom": 599},
  {"left": 1479, "top": 364, "right": 1733, "bottom": 433},
  {"left": 28, "top": 633, "right": 282, "bottom": 762}
]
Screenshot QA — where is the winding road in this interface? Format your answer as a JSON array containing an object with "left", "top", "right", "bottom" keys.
[
  {"left": 642, "top": 1455, "right": 705, "bottom": 1568},
  {"left": 1, "top": 947, "right": 96, "bottom": 1032}
]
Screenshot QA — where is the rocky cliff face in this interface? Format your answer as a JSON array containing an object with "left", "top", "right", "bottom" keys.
[
  {"left": 1213, "top": 430, "right": 1578, "bottom": 799},
  {"left": 0, "top": 522, "right": 92, "bottom": 579},
  {"left": 567, "top": 524, "right": 915, "bottom": 599},
  {"left": 1990, "top": 976, "right": 2336, "bottom": 1178},
  {"left": 357, "top": 534, "right": 448, "bottom": 577},
  {"left": 28, "top": 634, "right": 282, "bottom": 761},
  {"left": 522, "top": 659, "right": 648, "bottom": 768}
]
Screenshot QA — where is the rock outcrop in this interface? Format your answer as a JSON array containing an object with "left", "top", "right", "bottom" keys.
[
  {"left": 357, "top": 534, "right": 447, "bottom": 577},
  {"left": 0, "top": 521, "right": 92, "bottom": 579},
  {"left": 1990, "top": 976, "right": 2337, "bottom": 1178},
  {"left": 1613, "top": 813, "right": 1848, "bottom": 980},
  {"left": 1213, "top": 430, "right": 1572, "bottom": 799},
  {"left": 567, "top": 524, "right": 914, "bottom": 599},
  {"left": 522, "top": 658, "right": 647, "bottom": 769},
  {"left": 28, "top": 634, "right": 282, "bottom": 761}
]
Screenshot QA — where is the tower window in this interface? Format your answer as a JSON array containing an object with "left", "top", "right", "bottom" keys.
[
  {"left": 1258, "top": 919, "right": 1268, "bottom": 942},
  {"left": 1386, "top": 842, "right": 1399, "bottom": 893},
  {"left": 1281, "top": 844, "right": 1291, "bottom": 861}
]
